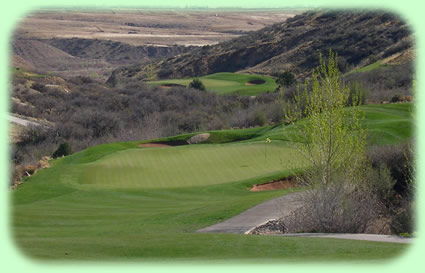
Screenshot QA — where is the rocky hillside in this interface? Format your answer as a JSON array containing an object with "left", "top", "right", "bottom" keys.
[
  {"left": 11, "top": 38, "right": 194, "bottom": 80},
  {"left": 43, "top": 38, "right": 195, "bottom": 65},
  {"left": 107, "top": 10, "right": 413, "bottom": 85}
]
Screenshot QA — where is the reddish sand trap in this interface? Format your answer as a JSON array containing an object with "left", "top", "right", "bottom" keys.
[
  {"left": 250, "top": 178, "right": 297, "bottom": 192},
  {"left": 138, "top": 143, "right": 171, "bottom": 148},
  {"left": 244, "top": 82, "right": 256, "bottom": 86}
]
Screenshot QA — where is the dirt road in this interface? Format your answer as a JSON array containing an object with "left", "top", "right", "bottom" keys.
[{"left": 8, "top": 115, "right": 41, "bottom": 127}]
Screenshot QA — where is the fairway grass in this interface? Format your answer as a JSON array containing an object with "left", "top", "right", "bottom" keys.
[
  {"left": 11, "top": 103, "right": 413, "bottom": 261},
  {"left": 148, "top": 72, "right": 278, "bottom": 96}
]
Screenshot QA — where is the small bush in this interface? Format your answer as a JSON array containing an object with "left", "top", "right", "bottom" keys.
[
  {"left": 367, "top": 143, "right": 413, "bottom": 194},
  {"left": 253, "top": 111, "right": 267, "bottom": 126},
  {"left": 52, "top": 142, "right": 72, "bottom": 158},
  {"left": 275, "top": 71, "right": 296, "bottom": 88},
  {"left": 283, "top": 182, "right": 381, "bottom": 233},
  {"left": 188, "top": 78, "right": 206, "bottom": 91}
]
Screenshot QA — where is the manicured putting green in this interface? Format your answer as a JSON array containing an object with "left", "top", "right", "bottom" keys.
[
  {"left": 148, "top": 72, "right": 278, "bottom": 96},
  {"left": 78, "top": 142, "right": 302, "bottom": 189}
]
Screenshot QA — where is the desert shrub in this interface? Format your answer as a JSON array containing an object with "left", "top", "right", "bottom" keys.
[
  {"left": 275, "top": 71, "right": 296, "bottom": 88},
  {"left": 344, "top": 62, "right": 413, "bottom": 103},
  {"left": 367, "top": 143, "right": 413, "bottom": 194},
  {"left": 382, "top": 39, "right": 412, "bottom": 58},
  {"left": 188, "top": 78, "right": 206, "bottom": 91},
  {"left": 253, "top": 111, "right": 267, "bottom": 126},
  {"left": 264, "top": 102, "right": 284, "bottom": 123},
  {"left": 52, "top": 142, "right": 72, "bottom": 158},
  {"left": 19, "top": 125, "right": 48, "bottom": 145},
  {"left": 391, "top": 200, "right": 415, "bottom": 234},
  {"left": 346, "top": 81, "right": 368, "bottom": 106},
  {"left": 283, "top": 181, "right": 381, "bottom": 233},
  {"left": 75, "top": 109, "right": 121, "bottom": 138},
  {"left": 365, "top": 164, "right": 397, "bottom": 206},
  {"left": 30, "top": 82, "right": 47, "bottom": 92},
  {"left": 11, "top": 102, "right": 35, "bottom": 117},
  {"left": 366, "top": 142, "right": 415, "bottom": 234},
  {"left": 68, "top": 76, "right": 94, "bottom": 85}
]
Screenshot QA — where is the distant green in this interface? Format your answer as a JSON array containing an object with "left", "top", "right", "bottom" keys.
[{"left": 148, "top": 72, "right": 278, "bottom": 96}]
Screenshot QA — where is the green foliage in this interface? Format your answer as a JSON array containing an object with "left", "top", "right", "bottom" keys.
[
  {"left": 89, "top": 71, "right": 99, "bottom": 79},
  {"left": 188, "top": 78, "right": 206, "bottom": 91},
  {"left": 285, "top": 50, "right": 366, "bottom": 186},
  {"left": 347, "top": 81, "right": 367, "bottom": 106},
  {"left": 275, "top": 71, "right": 296, "bottom": 88},
  {"left": 145, "top": 63, "right": 158, "bottom": 81},
  {"left": 52, "top": 142, "right": 72, "bottom": 158},
  {"left": 365, "top": 163, "right": 397, "bottom": 203}
]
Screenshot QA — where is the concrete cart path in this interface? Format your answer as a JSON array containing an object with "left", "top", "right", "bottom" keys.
[
  {"left": 197, "top": 192, "right": 413, "bottom": 244},
  {"left": 197, "top": 192, "right": 303, "bottom": 234}
]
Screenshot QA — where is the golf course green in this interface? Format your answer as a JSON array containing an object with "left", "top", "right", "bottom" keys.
[
  {"left": 148, "top": 72, "right": 278, "bottom": 96},
  {"left": 11, "top": 103, "right": 413, "bottom": 261}
]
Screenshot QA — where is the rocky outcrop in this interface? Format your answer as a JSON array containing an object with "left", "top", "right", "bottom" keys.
[{"left": 187, "top": 133, "right": 211, "bottom": 144}]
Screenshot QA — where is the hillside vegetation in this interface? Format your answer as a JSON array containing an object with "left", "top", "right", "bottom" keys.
[
  {"left": 43, "top": 38, "right": 195, "bottom": 65},
  {"left": 107, "top": 10, "right": 412, "bottom": 85},
  {"left": 12, "top": 38, "right": 193, "bottom": 80}
]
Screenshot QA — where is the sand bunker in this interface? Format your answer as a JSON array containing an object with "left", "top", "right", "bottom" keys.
[
  {"left": 245, "top": 79, "right": 266, "bottom": 86},
  {"left": 159, "top": 83, "right": 186, "bottom": 88},
  {"left": 138, "top": 143, "right": 171, "bottom": 148},
  {"left": 250, "top": 178, "right": 296, "bottom": 191}
]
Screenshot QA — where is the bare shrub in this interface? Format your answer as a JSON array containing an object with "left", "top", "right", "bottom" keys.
[{"left": 283, "top": 181, "right": 381, "bottom": 233}]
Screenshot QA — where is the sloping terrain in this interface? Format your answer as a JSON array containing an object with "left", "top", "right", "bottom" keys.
[
  {"left": 12, "top": 103, "right": 412, "bottom": 260},
  {"left": 42, "top": 38, "right": 195, "bottom": 65},
  {"left": 107, "top": 10, "right": 413, "bottom": 85},
  {"left": 12, "top": 38, "right": 111, "bottom": 78},
  {"left": 15, "top": 9, "right": 297, "bottom": 46}
]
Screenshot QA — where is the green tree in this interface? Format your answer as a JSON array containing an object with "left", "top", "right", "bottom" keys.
[
  {"left": 275, "top": 71, "right": 296, "bottom": 88},
  {"left": 285, "top": 50, "right": 366, "bottom": 186},
  {"left": 188, "top": 78, "right": 206, "bottom": 91}
]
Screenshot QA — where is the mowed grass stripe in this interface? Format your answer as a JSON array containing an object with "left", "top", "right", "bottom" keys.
[
  {"left": 148, "top": 72, "right": 277, "bottom": 96},
  {"left": 77, "top": 143, "right": 302, "bottom": 189}
]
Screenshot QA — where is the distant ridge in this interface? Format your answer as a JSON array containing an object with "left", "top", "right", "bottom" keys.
[{"left": 107, "top": 10, "right": 413, "bottom": 86}]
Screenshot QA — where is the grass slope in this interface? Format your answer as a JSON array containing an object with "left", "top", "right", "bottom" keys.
[
  {"left": 346, "top": 60, "right": 387, "bottom": 74},
  {"left": 148, "top": 72, "right": 278, "bottom": 96},
  {"left": 11, "top": 103, "right": 413, "bottom": 261},
  {"left": 79, "top": 143, "right": 303, "bottom": 189}
]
